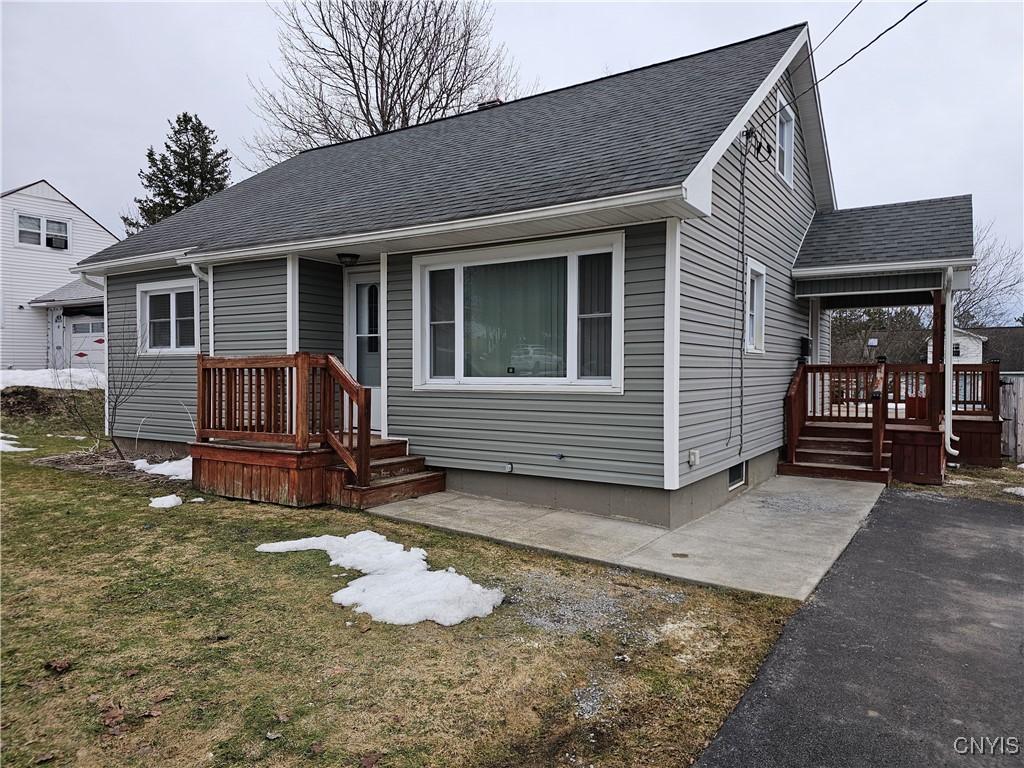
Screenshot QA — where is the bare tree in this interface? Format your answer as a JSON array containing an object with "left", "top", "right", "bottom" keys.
[
  {"left": 954, "top": 222, "right": 1024, "bottom": 328},
  {"left": 246, "top": 0, "right": 521, "bottom": 168},
  {"left": 55, "top": 306, "right": 164, "bottom": 460}
]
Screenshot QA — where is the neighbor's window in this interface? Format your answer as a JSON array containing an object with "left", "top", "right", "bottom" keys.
[
  {"left": 746, "top": 258, "right": 767, "bottom": 353},
  {"left": 16, "top": 214, "right": 69, "bottom": 249},
  {"left": 17, "top": 215, "right": 41, "bottom": 245},
  {"left": 45, "top": 220, "right": 69, "bottom": 249},
  {"left": 952, "top": 343, "right": 961, "bottom": 357},
  {"left": 138, "top": 279, "right": 197, "bottom": 353},
  {"left": 775, "top": 93, "right": 794, "bottom": 185},
  {"left": 419, "top": 234, "right": 623, "bottom": 390}
]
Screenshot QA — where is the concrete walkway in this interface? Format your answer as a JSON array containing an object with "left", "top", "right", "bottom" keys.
[{"left": 372, "top": 475, "right": 883, "bottom": 599}]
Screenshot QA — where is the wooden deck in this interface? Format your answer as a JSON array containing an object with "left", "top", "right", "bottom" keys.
[
  {"left": 780, "top": 362, "right": 1002, "bottom": 485},
  {"left": 190, "top": 354, "right": 444, "bottom": 509}
]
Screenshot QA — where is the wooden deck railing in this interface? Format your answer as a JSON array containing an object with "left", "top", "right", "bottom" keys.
[
  {"left": 197, "top": 352, "right": 373, "bottom": 486},
  {"left": 952, "top": 363, "right": 1000, "bottom": 419},
  {"left": 785, "top": 360, "right": 1002, "bottom": 467}
]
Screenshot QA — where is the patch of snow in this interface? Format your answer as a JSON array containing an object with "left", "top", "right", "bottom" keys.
[
  {"left": 133, "top": 456, "right": 192, "bottom": 481},
  {"left": 946, "top": 478, "right": 976, "bottom": 486},
  {"left": 0, "top": 368, "right": 106, "bottom": 390},
  {"left": 149, "top": 494, "right": 183, "bottom": 509},
  {"left": 1017, "top": 463, "right": 1024, "bottom": 471},
  {"left": 1003, "top": 487, "right": 1024, "bottom": 498},
  {"left": 1, "top": 434, "right": 35, "bottom": 452},
  {"left": 187, "top": 497, "right": 205, "bottom": 503},
  {"left": 256, "top": 531, "right": 504, "bottom": 626}
]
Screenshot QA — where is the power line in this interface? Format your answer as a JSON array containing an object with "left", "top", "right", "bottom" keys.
[
  {"left": 759, "top": 0, "right": 929, "bottom": 131},
  {"left": 789, "top": 0, "right": 864, "bottom": 77}
]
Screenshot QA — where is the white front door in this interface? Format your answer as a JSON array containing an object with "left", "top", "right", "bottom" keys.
[{"left": 346, "top": 272, "right": 382, "bottom": 431}]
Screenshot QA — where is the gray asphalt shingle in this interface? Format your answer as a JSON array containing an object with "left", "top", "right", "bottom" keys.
[
  {"left": 80, "top": 24, "right": 804, "bottom": 266},
  {"left": 29, "top": 278, "right": 104, "bottom": 305},
  {"left": 794, "top": 195, "right": 974, "bottom": 271}
]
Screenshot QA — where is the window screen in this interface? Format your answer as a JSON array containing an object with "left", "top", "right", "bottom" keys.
[{"left": 578, "top": 252, "right": 612, "bottom": 378}]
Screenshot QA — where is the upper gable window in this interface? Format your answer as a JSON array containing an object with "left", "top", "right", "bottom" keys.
[
  {"left": 18, "top": 215, "right": 41, "bottom": 245},
  {"left": 775, "top": 94, "right": 795, "bottom": 186},
  {"left": 16, "top": 214, "right": 69, "bottom": 250}
]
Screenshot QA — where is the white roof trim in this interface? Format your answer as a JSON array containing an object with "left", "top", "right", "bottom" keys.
[
  {"left": 792, "top": 258, "right": 977, "bottom": 278},
  {"left": 681, "top": 26, "right": 836, "bottom": 216}
]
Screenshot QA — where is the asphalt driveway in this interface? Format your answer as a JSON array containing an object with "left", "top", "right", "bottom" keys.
[{"left": 697, "top": 489, "right": 1024, "bottom": 768}]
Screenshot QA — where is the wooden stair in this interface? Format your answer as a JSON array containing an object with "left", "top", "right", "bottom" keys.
[
  {"left": 324, "top": 437, "right": 445, "bottom": 508},
  {"left": 778, "top": 422, "right": 892, "bottom": 484},
  {"left": 191, "top": 436, "right": 444, "bottom": 510}
]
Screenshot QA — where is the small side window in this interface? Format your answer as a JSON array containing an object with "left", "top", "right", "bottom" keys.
[
  {"left": 952, "top": 343, "right": 961, "bottom": 357},
  {"left": 746, "top": 258, "right": 767, "bottom": 353},
  {"left": 775, "top": 93, "right": 795, "bottom": 186}
]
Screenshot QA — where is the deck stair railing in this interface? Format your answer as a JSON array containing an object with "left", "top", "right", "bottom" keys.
[
  {"left": 196, "top": 352, "right": 373, "bottom": 487},
  {"left": 786, "top": 360, "right": 1002, "bottom": 470}
]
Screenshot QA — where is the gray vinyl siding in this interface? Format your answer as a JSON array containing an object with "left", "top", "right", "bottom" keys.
[
  {"left": 819, "top": 308, "right": 832, "bottom": 364},
  {"left": 212, "top": 259, "right": 287, "bottom": 355},
  {"left": 298, "top": 259, "right": 343, "bottom": 356},
  {"left": 677, "top": 75, "right": 815, "bottom": 482},
  {"left": 795, "top": 271, "right": 943, "bottom": 297},
  {"left": 387, "top": 223, "right": 666, "bottom": 487},
  {"left": 105, "top": 267, "right": 209, "bottom": 443}
]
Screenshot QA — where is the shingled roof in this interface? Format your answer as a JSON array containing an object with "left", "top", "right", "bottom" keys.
[
  {"left": 29, "top": 278, "right": 103, "bottom": 306},
  {"left": 80, "top": 24, "right": 805, "bottom": 267},
  {"left": 794, "top": 195, "right": 974, "bottom": 272}
]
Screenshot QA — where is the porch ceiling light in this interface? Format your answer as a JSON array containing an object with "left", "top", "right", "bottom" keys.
[{"left": 336, "top": 253, "right": 361, "bottom": 267}]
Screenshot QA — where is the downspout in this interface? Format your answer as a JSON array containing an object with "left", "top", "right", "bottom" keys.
[
  {"left": 943, "top": 267, "right": 959, "bottom": 456},
  {"left": 190, "top": 263, "right": 210, "bottom": 283},
  {"left": 80, "top": 273, "right": 103, "bottom": 291}
]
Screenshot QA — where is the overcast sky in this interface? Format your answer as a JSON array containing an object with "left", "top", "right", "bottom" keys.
[{"left": 3, "top": 1, "right": 1022, "bottom": 283}]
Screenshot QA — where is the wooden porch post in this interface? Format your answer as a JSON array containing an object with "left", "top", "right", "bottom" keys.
[{"left": 930, "top": 290, "right": 944, "bottom": 428}]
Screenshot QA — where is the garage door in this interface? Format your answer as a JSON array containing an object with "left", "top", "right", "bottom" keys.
[{"left": 67, "top": 316, "right": 105, "bottom": 372}]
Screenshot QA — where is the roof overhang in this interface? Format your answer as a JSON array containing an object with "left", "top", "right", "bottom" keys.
[
  {"left": 28, "top": 297, "right": 104, "bottom": 309},
  {"left": 75, "top": 185, "right": 705, "bottom": 274}
]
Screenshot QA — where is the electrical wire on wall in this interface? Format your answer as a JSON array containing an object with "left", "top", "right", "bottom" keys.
[{"left": 726, "top": 126, "right": 771, "bottom": 451}]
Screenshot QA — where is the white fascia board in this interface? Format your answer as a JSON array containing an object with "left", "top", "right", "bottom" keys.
[
  {"left": 792, "top": 258, "right": 977, "bottom": 278},
  {"left": 681, "top": 28, "right": 811, "bottom": 213},
  {"left": 70, "top": 249, "right": 187, "bottom": 276},
  {"left": 180, "top": 185, "right": 693, "bottom": 264}
]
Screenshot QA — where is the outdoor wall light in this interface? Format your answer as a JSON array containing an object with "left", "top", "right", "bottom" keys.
[{"left": 336, "top": 253, "right": 361, "bottom": 267}]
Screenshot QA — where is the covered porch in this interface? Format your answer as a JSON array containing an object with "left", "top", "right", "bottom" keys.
[{"left": 782, "top": 195, "right": 1001, "bottom": 485}]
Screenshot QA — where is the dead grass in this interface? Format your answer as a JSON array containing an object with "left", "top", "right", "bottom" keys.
[
  {"left": 1, "top": 402, "right": 796, "bottom": 768},
  {"left": 892, "top": 461, "right": 1024, "bottom": 506}
]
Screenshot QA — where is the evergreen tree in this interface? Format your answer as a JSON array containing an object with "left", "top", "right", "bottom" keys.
[{"left": 121, "top": 113, "right": 231, "bottom": 235}]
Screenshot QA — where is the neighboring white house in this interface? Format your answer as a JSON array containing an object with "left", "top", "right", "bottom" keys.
[
  {"left": 926, "top": 328, "right": 986, "bottom": 364},
  {"left": 1, "top": 180, "right": 118, "bottom": 370}
]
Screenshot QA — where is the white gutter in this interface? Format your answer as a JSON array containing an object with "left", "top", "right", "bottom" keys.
[
  {"left": 70, "top": 249, "right": 187, "bottom": 276},
  {"left": 180, "top": 184, "right": 693, "bottom": 265},
  {"left": 792, "top": 258, "right": 977, "bottom": 278},
  {"left": 79, "top": 273, "right": 104, "bottom": 291},
  {"left": 944, "top": 267, "right": 959, "bottom": 456},
  {"left": 190, "top": 263, "right": 210, "bottom": 282}
]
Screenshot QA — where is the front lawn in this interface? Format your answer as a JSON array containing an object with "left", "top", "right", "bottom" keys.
[{"left": 1, "top": 389, "right": 795, "bottom": 767}]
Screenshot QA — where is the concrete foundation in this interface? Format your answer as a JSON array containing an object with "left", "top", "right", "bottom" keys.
[
  {"left": 112, "top": 436, "right": 190, "bottom": 459},
  {"left": 443, "top": 448, "right": 779, "bottom": 530}
]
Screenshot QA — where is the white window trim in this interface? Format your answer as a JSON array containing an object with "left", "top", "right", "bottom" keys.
[
  {"left": 136, "top": 277, "right": 200, "bottom": 356},
  {"left": 13, "top": 209, "right": 72, "bottom": 251},
  {"left": 745, "top": 257, "right": 767, "bottom": 354},
  {"left": 411, "top": 232, "right": 625, "bottom": 394},
  {"left": 775, "top": 92, "right": 795, "bottom": 188}
]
